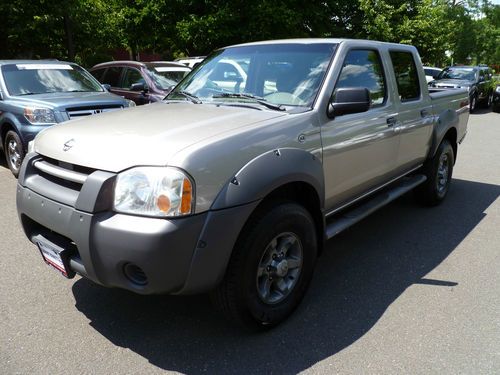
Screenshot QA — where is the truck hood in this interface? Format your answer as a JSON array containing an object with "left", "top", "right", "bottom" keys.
[
  {"left": 8, "top": 91, "right": 128, "bottom": 109},
  {"left": 34, "top": 102, "right": 287, "bottom": 172}
]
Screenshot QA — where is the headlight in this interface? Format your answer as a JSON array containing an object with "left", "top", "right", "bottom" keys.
[
  {"left": 126, "top": 100, "right": 136, "bottom": 107},
  {"left": 495, "top": 86, "right": 500, "bottom": 93},
  {"left": 114, "top": 167, "right": 194, "bottom": 217},
  {"left": 24, "top": 107, "right": 56, "bottom": 124}
]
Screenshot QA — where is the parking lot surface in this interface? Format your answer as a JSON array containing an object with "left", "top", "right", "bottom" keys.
[{"left": 1, "top": 110, "right": 499, "bottom": 374}]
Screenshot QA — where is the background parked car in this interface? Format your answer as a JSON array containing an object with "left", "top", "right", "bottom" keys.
[
  {"left": 0, "top": 60, "right": 134, "bottom": 176},
  {"left": 429, "top": 65, "right": 495, "bottom": 112},
  {"left": 423, "top": 66, "right": 442, "bottom": 83},
  {"left": 90, "top": 61, "right": 191, "bottom": 105},
  {"left": 493, "top": 83, "right": 500, "bottom": 112}
]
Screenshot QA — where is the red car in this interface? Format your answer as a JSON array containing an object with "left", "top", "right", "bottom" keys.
[{"left": 89, "top": 61, "right": 191, "bottom": 105}]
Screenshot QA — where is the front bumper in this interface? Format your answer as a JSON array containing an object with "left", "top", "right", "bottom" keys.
[{"left": 16, "top": 154, "right": 259, "bottom": 295}]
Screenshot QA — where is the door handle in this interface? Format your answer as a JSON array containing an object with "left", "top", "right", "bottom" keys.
[
  {"left": 386, "top": 117, "right": 397, "bottom": 127},
  {"left": 421, "top": 109, "right": 430, "bottom": 118}
]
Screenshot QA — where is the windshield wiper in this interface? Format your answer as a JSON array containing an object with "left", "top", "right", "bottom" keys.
[
  {"left": 17, "top": 92, "right": 44, "bottom": 96},
  {"left": 174, "top": 90, "right": 202, "bottom": 104},
  {"left": 212, "top": 93, "right": 285, "bottom": 111}
]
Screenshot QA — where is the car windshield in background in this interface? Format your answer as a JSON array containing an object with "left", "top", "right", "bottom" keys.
[
  {"left": 146, "top": 66, "right": 191, "bottom": 90},
  {"left": 168, "top": 43, "right": 337, "bottom": 108},
  {"left": 438, "top": 68, "right": 476, "bottom": 81},
  {"left": 1, "top": 63, "right": 103, "bottom": 96}
]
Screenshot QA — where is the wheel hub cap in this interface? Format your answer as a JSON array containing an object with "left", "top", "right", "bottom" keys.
[
  {"left": 276, "top": 260, "right": 289, "bottom": 277},
  {"left": 256, "top": 232, "right": 303, "bottom": 304},
  {"left": 7, "top": 139, "right": 21, "bottom": 171}
]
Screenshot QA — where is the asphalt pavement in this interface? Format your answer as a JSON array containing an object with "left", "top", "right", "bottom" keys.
[{"left": 1, "top": 109, "right": 499, "bottom": 374}]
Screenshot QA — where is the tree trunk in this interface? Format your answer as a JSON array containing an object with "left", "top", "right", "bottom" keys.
[{"left": 63, "top": 12, "right": 75, "bottom": 60}]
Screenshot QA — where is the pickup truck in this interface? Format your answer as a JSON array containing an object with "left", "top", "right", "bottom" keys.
[
  {"left": 16, "top": 39, "right": 469, "bottom": 330},
  {"left": 0, "top": 60, "right": 135, "bottom": 176}
]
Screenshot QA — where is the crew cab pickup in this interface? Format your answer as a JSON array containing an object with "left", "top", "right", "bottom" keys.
[{"left": 16, "top": 39, "right": 469, "bottom": 329}]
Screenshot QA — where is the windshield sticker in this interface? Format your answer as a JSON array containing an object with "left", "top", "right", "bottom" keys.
[
  {"left": 155, "top": 67, "right": 190, "bottom": 72},
  {"left": 16, "top": 64, "right": 73, "bottom": 70}
]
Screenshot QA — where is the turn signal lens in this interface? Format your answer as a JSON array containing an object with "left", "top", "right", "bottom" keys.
[{"left": 180, "top": 178, "right": 193, "bottom": 214}]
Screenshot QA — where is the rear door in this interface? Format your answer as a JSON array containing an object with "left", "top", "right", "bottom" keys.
[{"left": 388, "top": 50, "right": 433, "bottom": 172}]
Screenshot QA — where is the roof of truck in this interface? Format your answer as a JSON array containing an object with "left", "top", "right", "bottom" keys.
[{"left": 226, "top": 38, "right": 414, "bottom": 49}]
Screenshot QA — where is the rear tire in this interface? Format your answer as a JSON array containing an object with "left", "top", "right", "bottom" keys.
[
  {"left": 211, "top": 202, "right": 317, "bottom": 330},
  {"left": 484, "top": 91, "right": 493, "bottom": 109},
  {"left": 415, "top": 140, "right": 454, "bottom": 206},
  {"left": 4, "top": 130, "right": 24, "bottom": 178}
]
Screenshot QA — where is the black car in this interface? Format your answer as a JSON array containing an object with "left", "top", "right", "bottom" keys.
[
  {"left": 429, "top": 66, "right": 495, "bottom": 112},
  {"left": 493, "top": 83, "right": 500, "bottom": 113}
]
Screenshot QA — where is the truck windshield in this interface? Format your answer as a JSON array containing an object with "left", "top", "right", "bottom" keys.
[
  {"left": 168, "top": 43, "right": 337, "bottom": 108},
  {"left": 438, "top": 68, "right": 476, "bottom": 81},
  {"left": 1, "top": 63, "right": 104, "bottom": 96}
]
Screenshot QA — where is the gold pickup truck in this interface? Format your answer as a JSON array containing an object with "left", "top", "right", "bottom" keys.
[{"left": 16, "top": 39, "right": 469, "bottom": 329}]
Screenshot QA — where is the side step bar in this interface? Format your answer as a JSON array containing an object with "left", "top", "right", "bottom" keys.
[{"left": 325, "top": 174, "right": 427, "bottom": 239}]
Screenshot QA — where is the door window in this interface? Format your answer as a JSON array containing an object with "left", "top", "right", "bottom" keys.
[
  {"left": 101, "top": 67, "right": 122, "bottom": 87},
  {"left": 90, "top": 68, "right": 106, "bottom": 82},
  {"left": 334, "top": 49, "right": 386, "bottom": 106},
  {"left": 122, "top": 68, "right": 145, "bottom": 90},
  {"left": 389, "top": 51, "right": 420, "bottom": 102}
]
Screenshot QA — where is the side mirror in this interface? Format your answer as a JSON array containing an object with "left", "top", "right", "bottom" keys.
[
  {"left": 130, "top": 82, "right": 148, "bottom": 93},
  {"left": 102, "top": 84, "right": 111, "bottom": 91},
  {"left": 327, "top": 87, "right": 371, "bottom": 118}
]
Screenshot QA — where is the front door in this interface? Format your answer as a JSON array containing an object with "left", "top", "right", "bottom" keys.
[{"left": 321, "top": 48, "right": 400, "bottom": 211}]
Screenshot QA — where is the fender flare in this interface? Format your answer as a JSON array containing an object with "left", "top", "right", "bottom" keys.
[
  {"left": 211, "top": 147, "right": 325, "bottom": 210},
  {"left": 428, "top": 110, "right": 458, "bottom": 159}
]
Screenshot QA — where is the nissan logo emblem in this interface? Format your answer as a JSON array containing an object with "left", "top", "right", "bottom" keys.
[{"left": 63, "top": 139, "right": 75, "bottom": 151}]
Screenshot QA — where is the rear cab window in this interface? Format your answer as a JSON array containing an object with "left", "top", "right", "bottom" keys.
[
  {"left": 389, "top": 51, "right": 421, "bottom": 102},
  {"left": 334, "top": 49, "right": 387, "bottom": 107}
]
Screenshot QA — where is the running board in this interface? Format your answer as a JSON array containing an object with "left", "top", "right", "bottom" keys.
[{"left": 325, "top": 174, "right": 427, "bottom": 239}]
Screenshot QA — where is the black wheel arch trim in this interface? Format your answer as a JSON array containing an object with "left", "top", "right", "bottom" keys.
[
  {"left": 428, "top": 112, "right": 458, "bottom": 160},
  {"left": 210, "top": 148, "right": 325, "bottom": 211}
]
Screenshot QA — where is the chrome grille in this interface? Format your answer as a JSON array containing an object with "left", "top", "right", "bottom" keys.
[
  {"left": 31, "top": 156, "right": 96, "bottom": 193},
  {"left": 66, "top": 105, "right": 123, "bottom": 119}
]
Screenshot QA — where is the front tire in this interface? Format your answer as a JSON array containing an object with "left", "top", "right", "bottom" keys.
[
  {"left": 415, "top": 139, "right": 454, "bottom": 206},
  {"left": 211, "top": 202, "right": 318, "bottom": 330},
  {"left": 4, "top": 130, "right": 25, "bottom": 178}
]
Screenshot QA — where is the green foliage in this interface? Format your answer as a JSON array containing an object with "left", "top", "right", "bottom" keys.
[{"left": 0, "top": 0, "right": 498, "bottom": 67}]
